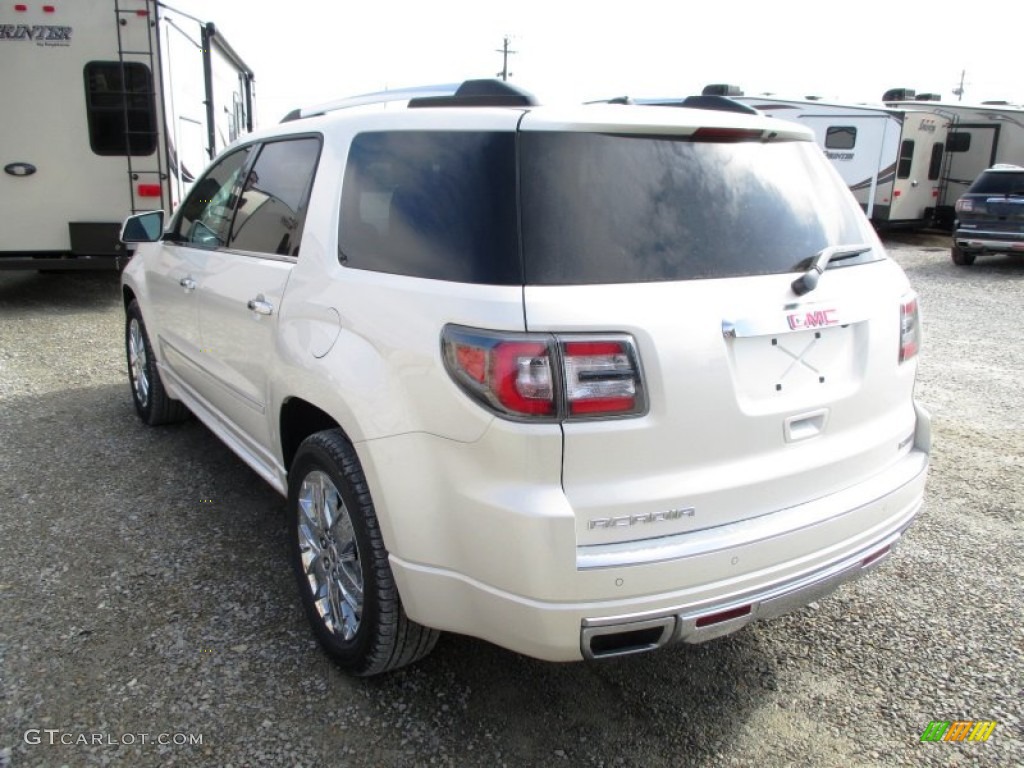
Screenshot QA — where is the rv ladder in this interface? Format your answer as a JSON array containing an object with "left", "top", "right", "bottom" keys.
[{"left": 113, "top": 0, "right": 167, "bottom": 216}]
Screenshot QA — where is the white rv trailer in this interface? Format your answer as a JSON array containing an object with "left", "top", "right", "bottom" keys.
[
  {"left": 882, "top": 92, "right": 1024, "bottom": 227},
  {"left": 734, "top": 95, "right": 949, "bottom": 227},
  {"left": 0, "top": 0, "right": 254, "bottom": 270}
]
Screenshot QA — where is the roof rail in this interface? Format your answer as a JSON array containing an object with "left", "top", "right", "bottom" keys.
[
  {"left": 281, "top": 79, "right": 537, "bottom": 122},
  {"left": 283, "top": 83, "right": 460, "bottom": 122}
]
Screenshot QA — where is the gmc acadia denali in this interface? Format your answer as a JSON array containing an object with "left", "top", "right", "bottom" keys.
[{"left": 119, "top": 80, "right": 930, "bottom": 675}]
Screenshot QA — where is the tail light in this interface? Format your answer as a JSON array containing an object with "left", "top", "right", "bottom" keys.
[
  {"left": 899, "top": 293, "right": 921, "bottom": 364},
  {"left": 955, "top": 198, "right": 975, "bottom": 213},
  {"left": 441, "top": 326, "right": 646, "bottom": 421}
]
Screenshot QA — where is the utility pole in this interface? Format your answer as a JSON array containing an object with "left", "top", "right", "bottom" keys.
[
  {"left": 496, "top": 35, "right": 516, "bottom": 81},
  {"left": 952, "top": 69, "right": 966, "bottom": 101}
]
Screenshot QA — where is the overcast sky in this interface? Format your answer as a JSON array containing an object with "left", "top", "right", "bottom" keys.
[{"left": 166, "top": 0, "right": 1019, "bottom": 125}]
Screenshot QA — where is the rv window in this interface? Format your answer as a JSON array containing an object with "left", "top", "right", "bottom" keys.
[
  {"left": 928, "top": 142, "right": 944, "bottom": 181},
  {"left": 229, "top": 137, "right": 322, "bottom": 257},
  {"left": 83, "top": 62, "right": 157, "bottom": 156},
  {"left": 897, "top": 140, "right": 915, "bottom": 179},
  {"left": 825, "top": 127, "right": 856, "bottom": 150},
  {"left": 947, "top": 132, "right": 971, "bottom": 153}
]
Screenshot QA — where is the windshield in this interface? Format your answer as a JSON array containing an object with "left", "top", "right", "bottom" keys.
[{"left": 519, "top": 132, "right": 875, "bottom": 284}]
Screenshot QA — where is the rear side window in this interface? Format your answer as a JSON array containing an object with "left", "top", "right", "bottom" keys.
[
  {"left": 230, "top": 137, "right": 321, "bottom": 257},
  {"left": 968, "top": 171, "right": 1024, "bottom": 195},
  {"left": 519, "top": 133, "right": 869, "bottom": 284},
  {"left": 83, "top": 62, "right": 157, "bottom": 156},
  {"left": 825, "top": 126, "right": 856, "bottom": 150},
  {"left": 339, "top": 131, "right": 520, "bottom": 284},
  {"left": 897, "top": 140, "right": 915, "bottom": 179}
]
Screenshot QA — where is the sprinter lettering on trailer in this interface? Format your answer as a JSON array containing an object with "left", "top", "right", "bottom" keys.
[{"left": 0, "top": 25, "right": 73, "bottom": 42}]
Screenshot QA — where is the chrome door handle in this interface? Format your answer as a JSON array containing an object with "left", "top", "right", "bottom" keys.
[
  {"left": 179, "top": 276, "right": 196, "bottom": 291},
  {"left": 247, "top": 297, "right": 274, "bottom": 316}
]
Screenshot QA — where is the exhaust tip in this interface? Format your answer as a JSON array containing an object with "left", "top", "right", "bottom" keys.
[{"left": 581, "top": 616, "right": 676, "bottom": 660}]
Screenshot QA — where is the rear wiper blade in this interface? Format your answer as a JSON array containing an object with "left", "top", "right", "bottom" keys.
[{"left": 791, "top": 243, "right": 872, "bottom": 296}]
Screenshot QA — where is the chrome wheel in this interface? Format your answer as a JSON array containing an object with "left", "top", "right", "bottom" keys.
[
  {"left": 297, "top": 470, "right": 363, "bottom": 640},
  {"left": 128, "top": 317, "right": 150, "bottom": 408}
]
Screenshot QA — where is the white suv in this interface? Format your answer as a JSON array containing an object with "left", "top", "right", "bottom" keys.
[{"left": 120, "top": 80, "right": 930, "bottom": 675}]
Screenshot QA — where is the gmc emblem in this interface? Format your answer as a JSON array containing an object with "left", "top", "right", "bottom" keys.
[{"left": 787, "top": 309, "right": 838, "bottom": 330}]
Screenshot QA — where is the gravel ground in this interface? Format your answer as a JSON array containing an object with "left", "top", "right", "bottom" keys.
[{"left": 0, "top": 238, "right": 1021, "bottom": 768}]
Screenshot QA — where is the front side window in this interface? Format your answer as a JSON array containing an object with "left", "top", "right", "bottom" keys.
[
  {"left": 338, "top": 131, "right": 519, "bottom": 284},
  {"left": 83, "top": 62, "right": 156, "bottom": 156},
  {"left": 520, "top": 132, "right": 871, "bottom": 284},
  {"left": 173, "top": 147, "right": 252, "bottom": 247},
  {"left": 897, "top": 140, "right": 915, "bottom": 179},
  {"left": 825, "top": 126, "right": 857, "bottom": 150},
  {"left": 229, "top": 137, "right": 321, "bottom": 257}
]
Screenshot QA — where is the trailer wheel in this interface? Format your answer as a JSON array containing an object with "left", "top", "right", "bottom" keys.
[{"left": 951, "top": 245, "right": 975, "bottom": 266}]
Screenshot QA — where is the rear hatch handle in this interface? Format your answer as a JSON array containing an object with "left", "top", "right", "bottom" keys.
[{"left": 791, "top": 243, "right": 872, "bottom": 296}]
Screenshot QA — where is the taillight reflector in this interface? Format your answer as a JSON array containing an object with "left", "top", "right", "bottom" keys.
[
  {"left": 695, "top": 605, "right": 752, "bottom": 628},
  {"left": 14, "top": 3, "right": 28, "bottom": 10},
  {"left": 43, "top": 4, "right": 55, "bottom": 12},
  {"left": 137, "top": 183, "right": 162, "bottom": 197},
  {"left": 893, "top": 189, "right": 902, "bottom": 198},
  {"left": 899, "top": 293, "right": 921, "bottom": 363}
]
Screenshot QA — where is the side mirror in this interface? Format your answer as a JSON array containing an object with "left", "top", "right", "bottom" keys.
[{"left": 120, "top": 211, "right": 165, "bottom": 243}]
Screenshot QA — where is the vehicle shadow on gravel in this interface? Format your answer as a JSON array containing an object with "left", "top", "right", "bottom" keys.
[
  {"left": 0, "top": 270, "right": 121, "bottom": 312},
  {"left": 333, "top": 613, "right": 780, "bottom": 767}
]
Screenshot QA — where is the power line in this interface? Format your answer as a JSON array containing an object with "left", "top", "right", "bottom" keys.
[{"left": 496, "top": 35, "right": 516, "bottom": 81}]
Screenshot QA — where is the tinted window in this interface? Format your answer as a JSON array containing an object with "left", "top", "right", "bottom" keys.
[
  {"left": 947, "top": 132, "right": 971, "bottom": 152},
  {"left": 825, "top": 126, "right": 856, "bottom": 150},
  {"left": 928, "top": 142, "right": 944, "bottom": 181},
  {"left": 230, "top": 138, "right": 321, "bottom": 256},
  {"left": 339, "top": 131, "right": 519, "bottom": 284},
  {"left": 83, "top": 62, "right": 156, "bottom": 155},
  {"left": 173, "top": 147, "right": 252, "bottom": 247},
  {"left": 897, "top": 140, "right": 915, "bottom": 179},
  {"left": 968, "top": 171, "right": 1024, "bottom": 195},
  {"left": 520, "top": 133, "right": 869, "bottom": 284}
]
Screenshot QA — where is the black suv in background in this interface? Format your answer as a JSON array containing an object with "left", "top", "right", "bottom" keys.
[{"left": 952, "top": 164, "right": 1024, "bottom": 266}]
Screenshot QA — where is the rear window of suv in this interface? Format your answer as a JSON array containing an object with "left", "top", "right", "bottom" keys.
[
  {"left": 339, "top": 129, "right": 874, "bottom": 286},
  {"left": 967, "top": 171, "right": 1024, "bottom": 195},
  {"left": 520, "top": 132, "right": 870, "bottom": 284}
]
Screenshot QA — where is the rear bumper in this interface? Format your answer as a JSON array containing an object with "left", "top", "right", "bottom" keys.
[
  {"left": 954, "top": 229, "right": 1024, "bottom": 253},
  {"left": 388, "top": 452, "right": 926, "bottom": 661},
  {"left": 366, "top": 399, "right": 929, "bottom": 663}
]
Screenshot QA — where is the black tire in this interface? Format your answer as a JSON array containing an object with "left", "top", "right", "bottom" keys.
[
  {"left": 125, "top": 300, "right": 189, "bottom": 425},
  {"left": 288, "top": 429, "right": 439, "bottom": 676},
  {"left": 951, "top": 245, "right": 975, "bottom": 266}
]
